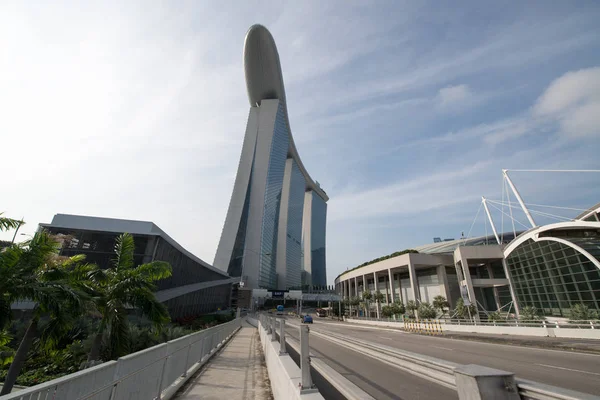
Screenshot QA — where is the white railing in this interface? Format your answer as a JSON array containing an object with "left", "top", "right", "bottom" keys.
[
  {"left": 307, "top": 324, "right": 600, "bottom": 399},
  {"left": 0, "top": 318, "right": 242, "bottom": 400},
  {"left": 347, "top": 316, "right": 600, "bottom": 329}
]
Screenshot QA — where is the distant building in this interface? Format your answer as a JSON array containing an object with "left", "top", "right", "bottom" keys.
[
  {"left": 40, "top": 214, "right": 235, "bottom": 318},
  {"left": 213, "top": 25, "right": 328, "bottom": 290}
]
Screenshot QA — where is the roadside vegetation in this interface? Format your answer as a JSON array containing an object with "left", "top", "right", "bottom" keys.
[{"left": 0, "top": 213, "right": 233, "bottom": 394}]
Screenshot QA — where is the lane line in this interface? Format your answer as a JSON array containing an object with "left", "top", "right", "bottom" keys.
[
  {"left": 378, "top": 336, "right": 393, "bottom": 340},
  {"left": 534, "top": 364, "right": 600, "bottom": 376},
  {"left": 431, "top": 346, "right": 454, "bottom": 351}
]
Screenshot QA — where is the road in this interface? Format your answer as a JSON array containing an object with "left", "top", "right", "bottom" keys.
[{"left": 284, "top": 317, "right": 600, "bottom": 398}]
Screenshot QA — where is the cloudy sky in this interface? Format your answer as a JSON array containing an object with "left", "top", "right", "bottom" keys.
[{"left": 2, "top": 1, "right": 600, "bottom": 284}]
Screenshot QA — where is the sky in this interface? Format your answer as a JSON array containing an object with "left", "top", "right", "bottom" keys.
[{"left": 2, "top": 1, "right": 600, "bottom": 284}]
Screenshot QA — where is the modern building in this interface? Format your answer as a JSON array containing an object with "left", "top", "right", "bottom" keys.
[
  {"left": 334, "top": 232, "right": 522, "bottom": 318},
  {"left": 336, "top": 203, "right": 600, "bottom": 319},
  {"left": 213, "top": 25, "right": 328, "bottom": 290},
  {"left": 40, "top": 214, "right": 236, "bottom": 319}
]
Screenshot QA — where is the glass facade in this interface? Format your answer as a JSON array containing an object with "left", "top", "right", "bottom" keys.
[
  {"left": 258, "top": 102, "right": 289, "bottom": 289},
  {"left": 227, "top": 168, "right": 253, "bottom": 278},
  {"left": 505, "top": 234, "right": 600, "bottom": 317},
  {"left": 285, "top": 160, "right": 305, "bottom": 288},
  {"left": 311, "top": 192, "right": 328, "bottom": 287}
]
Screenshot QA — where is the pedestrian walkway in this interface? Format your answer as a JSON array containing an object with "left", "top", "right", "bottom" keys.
[{"left": 175, "top": 322, "right": 272, "bottom": 400}]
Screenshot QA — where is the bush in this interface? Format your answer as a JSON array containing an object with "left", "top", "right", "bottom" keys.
[
  {"left": 391, "top": 302, "right": 405, "bottom": 316},
  {"left": 381, "top": 305, "right": 394, "bottom": 318},
  {"left": 406, "top": 300, "right": 418, "bottom": 317},
  {"left": 569, "top": 304, "right": 599, "bottom": 321},
  {"left": 417, "top": 303, "right": 437, "bottom": 319},
  {"left": 433, "top": 296, "right": 449, "bottom": 315},
  {"left": 487, "top": 311, "right": 502, "bottom": 322},
  {"left": 453, "top": 298, "right": 477, "bottom": 319},
  {"left": 519, "top": 306, "right": 543, "bottom": 321}
]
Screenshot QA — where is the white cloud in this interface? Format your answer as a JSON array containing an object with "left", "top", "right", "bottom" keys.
[
  {"left": 534, "top": 66, "right": 600, "bottom": 138},
  {"left": 437, "top": 84, "right": 472, "bottom": 107}
]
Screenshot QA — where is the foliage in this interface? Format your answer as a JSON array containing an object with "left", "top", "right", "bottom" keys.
[
  {"left": 374, "top": 290, "right": 385, "bottom": 303},
  {"left": 453, "top": 298, "right": 477, "bottom": 319},
  {"left": 0, "top": 213, "right": 22, "bottom": 232},
  {"left": 391, "top": 302, "right": 405, "bottom": 316},
  {"left": 0, "top": 330, "right": 14, "bottom": 366},
  {"left": 336, "top": 249, "right": 419, "bottom": 281},
  {"left": 381, "top": 305, "right": 394, "bottom": 318},
  {"left": 487, "top": 311, "right": 503, "bottom": 322},
  {"left": 569, "top": 304, "right": 599, "bottom": 321},
  {"left": 432, "top": 296, "right": 450, "bottom": 315},
  {"left": 405, "top": 300, "right": 417, "bottom": 317},
  {"left": 85, "top": 233, "right": 172, "bottom": 361},
  {"left": 417, "top": 302, "right": 437, "bottom": 319},
  {"left": 519, "top": 306, "right": 543, "bottom": 321},
  {"left": 362, "top": 290, "right": 372, "bottom": 301},
  {"left": 350, "top": 297, "right": 361, "bottom": 306}
]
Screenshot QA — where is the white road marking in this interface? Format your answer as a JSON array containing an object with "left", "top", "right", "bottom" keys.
[
  {"left": 378, "top": 336, "right": 393, "bottom": 340},
  {"left": 535, "top": 364, "right": 600, "bottom": 376},
  {"left": 432, "top": 346, "right": 454, "bottom": 351}
]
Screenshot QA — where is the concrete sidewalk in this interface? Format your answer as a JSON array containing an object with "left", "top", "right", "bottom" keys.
[{"left": 176, "top": 323, "right": 272, "bottom": 400}]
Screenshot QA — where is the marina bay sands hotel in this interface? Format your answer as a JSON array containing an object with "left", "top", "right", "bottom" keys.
[{"left": 213, "top": 25, "right": 328, "bottom": 290}]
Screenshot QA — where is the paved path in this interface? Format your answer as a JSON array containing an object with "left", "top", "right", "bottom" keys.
[
  {"left": 176, "top": 324, "right": 272, "bottom": 400},
  {"left": 290, "top": 318, "right": 600, "bottom": 397}
]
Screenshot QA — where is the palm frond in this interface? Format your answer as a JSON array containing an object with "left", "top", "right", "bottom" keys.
[
  {"left": 135, "top": 261, "right": 172, "bottom": 282},
  {"left": 0, "top": 214, "right": 22, "bottom": 232},
  {"left": 113, "top": 233, "right": 135, "bottom": 271},
  {"left": 108, "top": 307, "right": 130, "bottom": 358},
  {"left": 127, "top": 288, "right": 170, "bottom": 329}
]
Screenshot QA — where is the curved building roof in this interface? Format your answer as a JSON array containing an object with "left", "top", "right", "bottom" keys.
[{"left": 243, "top": 24, "right": 328, "bottom": 201}]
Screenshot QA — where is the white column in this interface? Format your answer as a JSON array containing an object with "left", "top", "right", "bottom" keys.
[
  {"left": 354, "top": 277, "right": 358, "bottom": 297},
  {"left": 459, "top": 255, "right": 480, "bottom": 322},
  {"left": 362, "top": 274, "right": 367, "bottom": 294},
  {"left": 437, "top": 265, "right": 449, "bottom": 300},
  {"left": 388, "top": 268, "right": 394, "bottom": 303},
  {"left": 407, "top": 257, "right": 420, "bottom": 302}
]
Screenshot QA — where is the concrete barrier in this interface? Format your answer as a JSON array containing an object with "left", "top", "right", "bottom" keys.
[
  {"left": 258, "top": 321, "right": 324, "bottom": 400},
  {"left": 345, "top": 318, "right": 600, "bottom": 339}
]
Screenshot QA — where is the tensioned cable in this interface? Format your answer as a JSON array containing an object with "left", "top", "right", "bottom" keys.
[
  {"left": 486, "top": 199, "right": 575, "bottom": 221},
  {"left": 463, "top": 202, "right": 483, "bottom": 245},
  {"left": 506, "top": 169, "right": 600, "bottom": 173},
  {"left": 505, "top": 179, "right": 517, "bottom": 237},
  {"left": 487, "top": 202, "right": 531, "bottom": 230},
  {"left": 501, "top": 173, "right": 505, "bottom": 243}
]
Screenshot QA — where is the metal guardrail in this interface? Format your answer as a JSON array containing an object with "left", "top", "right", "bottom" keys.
[
  {"left": 348, "top": 316, "right": 600, "bottom": 329},
  {"left": 0, "top": 318, "right": 242, "bottom": 400},
  {"left": 304, "top": 323, "right": 599, "bottom": 399}
]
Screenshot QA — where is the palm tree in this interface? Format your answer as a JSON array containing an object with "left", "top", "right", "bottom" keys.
[
  {"left": 373, "top": 290, "right": 385, "bottom": 319},
  {"left": 0, "top": 213, "right": 21, "bottom": 232},
  {"left": 86, "top": 233, "right": 172, "bottom": 362},
  {"left": 0, "top": 231, "right": 89, "bottom": 395},
  {"left": 362, "top": 290, "right": 372, "bottom": 317},
  {"left": 406, "top": 300, "right": 418, "bottom": 318},
  {"left": 433, "top": 295, "right": 450, "bottom": 317},
  {"left": 350, "top": 296, "right": 360, "bottom": 317}
]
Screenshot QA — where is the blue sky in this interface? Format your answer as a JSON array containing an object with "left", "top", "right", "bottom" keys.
[{"left": 2, "top": 1, "right": 600, "bottom": 284}]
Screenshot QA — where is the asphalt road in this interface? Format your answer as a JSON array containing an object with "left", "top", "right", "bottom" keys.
[
  {"left": 287, "top": 317, "right": 600, "bottom": 397},
  {"left": 284, "top": 321, "right": 457, "bottom": 400}
]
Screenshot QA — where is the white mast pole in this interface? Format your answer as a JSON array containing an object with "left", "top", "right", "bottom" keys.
[
  {"left": 482, "top": 197, "right": 501, "bottom": 245},
  {"left": 502, "top": 169, "right": 536, "bottom": 228}
]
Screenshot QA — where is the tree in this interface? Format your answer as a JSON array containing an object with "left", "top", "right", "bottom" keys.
[
  {"left": 350, "top": 297, "right": 360, "bottom": 317},
  {"left": 406, "top": 300, "right": 418, "bottom": 318},
  {"left": 0, "top": 213, "right": 22, "bottom": 232},
  {"left": 569, "top": 304, "right": 598, "bottom": 321},
  {"left": 391, "top": 301, "right": 405, "bottom": 316},
  {"left": 432, "top": 295, "right": 450, "bottom": 316},
  {"left": 86, "top": 233, "right": 172, "bottom": 362},
  {"left": 374, "top": 290, "right": 385, "bottom": 318},
  {"left": 362, "top": 290, "right": 372, "bottom": 317},
  {"left": 453, "top": 298, "right": 477, "bottom": 320},
  {"left": 417, "top": 302, "right": 436, "bottom": 320},
  {"left": 0, "top": 231, "right": 90, "bottom": 395},
  {"left": 519, "top": 306, "right": 543, "bottom": 321},
  {"left": 381, "top": 305, "right": 394, "bottom": 318},
  {"left": 0, "top": 330, "right": 14, "bottom": 366}
]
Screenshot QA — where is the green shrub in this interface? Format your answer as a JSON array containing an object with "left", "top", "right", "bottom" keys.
[
  {"left": 417, "top": 303, "right": 437, "bottom": 319},
  {"left": 519, "top": 306, "right": 543, "bottom": 321},
  {"left": 569, "top": 304, "right": 599, "bottom": 321}
]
